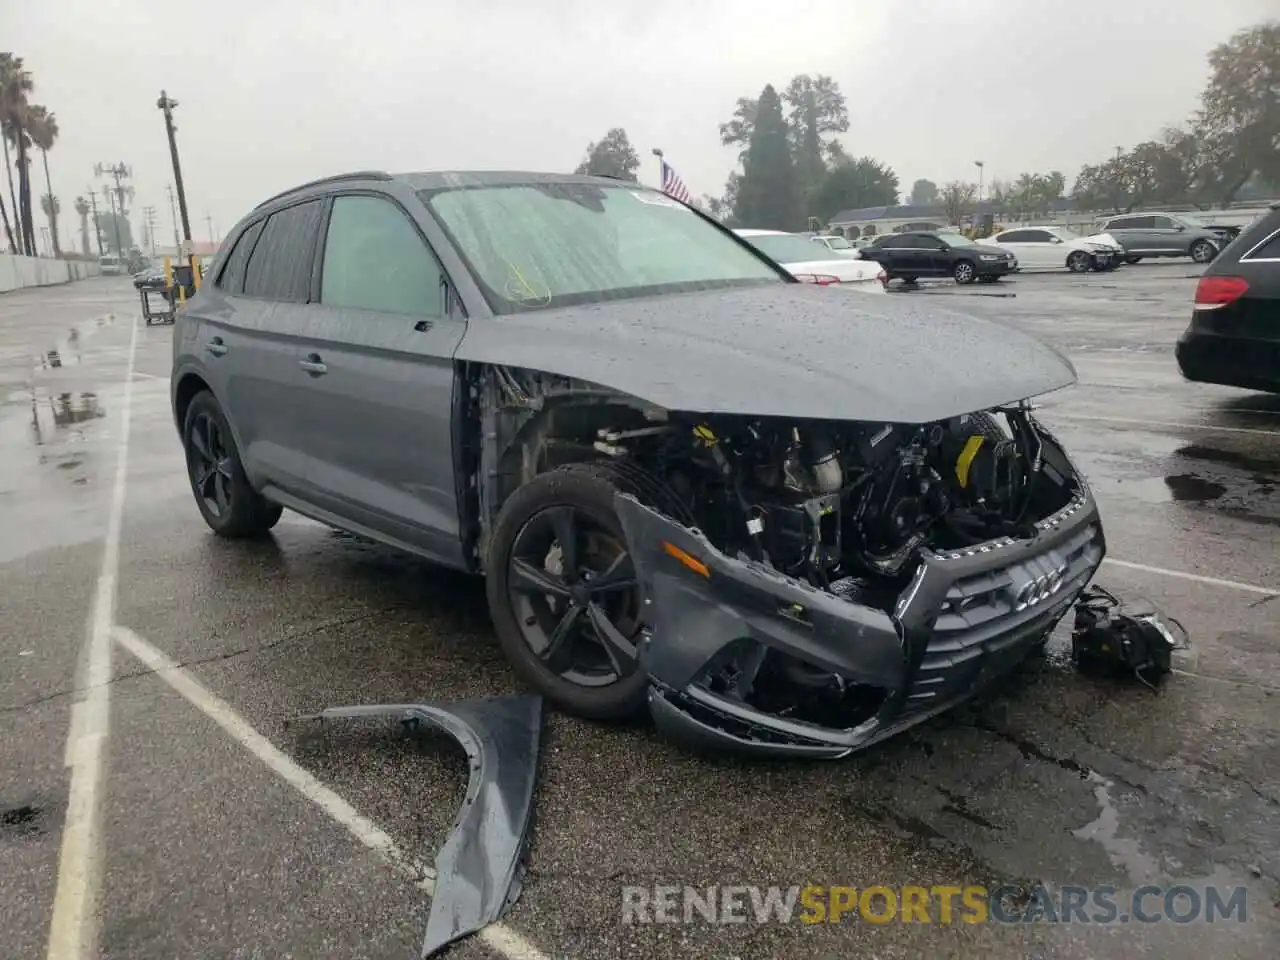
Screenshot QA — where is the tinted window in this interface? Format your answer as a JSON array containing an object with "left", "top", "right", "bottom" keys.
[
  {"left": 243, "top": 200, "right": 324, "bottom": 302},
  {"left": 1106, "top": 217, "right": 1136, "bottom": 230},
  {"left": 874, "top": 235, "right": 903, "bottom": 248},
  {"left": 1151, "top": 216, "right": 1175, "bottom": 229},
  {"left": 1118, "top": 216, "right": 1154, "bottom": 229},
  {"left": 905, "top": 235, "right": 941, "bottom": 249},
  {"left": 320, "top": 196, "right": 444, "bottom": 315},
  {"left": 1243, "top": 228, "right": 1280, "bottom": 261},
  {"left": 216, "top": 220, "right": 264, "bottom": 293},
  {"left": 1023, "top": 230, "right": 1055, "bottom": 242},
  {"left": 422, "top": 183, "right": 779, "bottom": 313},
  {"left": 997, "top": 230, "right": 1034, "bottom": 243}
]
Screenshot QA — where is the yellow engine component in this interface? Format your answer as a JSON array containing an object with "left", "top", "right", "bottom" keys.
[{"left": 955, "top": 435, "right": 985, "bottom": 488}]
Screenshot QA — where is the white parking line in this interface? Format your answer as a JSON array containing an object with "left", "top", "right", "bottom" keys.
[
  {"left": 1102, "top": 558, "right": 1277, "bottom": 597},
  {"left": 112, "top": 626, "right": 550, "bottom": 960},
  {"left": 1047, "top": 413, "right": 1279, "bottom": 438},
  {"left": 46, "top": 315, "right": 138, "bottom": 960}
]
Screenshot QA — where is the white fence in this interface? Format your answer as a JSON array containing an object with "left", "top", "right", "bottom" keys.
[{"left": 0, "top": 254, "right": 101, "bottom": 293}]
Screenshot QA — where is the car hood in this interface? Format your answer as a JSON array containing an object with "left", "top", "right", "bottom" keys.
[
  {"left": 969, "top": 243, "right": 1013, "bottom": 257},
  {"left": 455, "top": 284, "right": 1076, "bottom": 423}
]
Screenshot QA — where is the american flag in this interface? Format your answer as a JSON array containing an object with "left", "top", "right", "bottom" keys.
[{"left": 660, "top": 158, "right": 692, "bottom": 205}]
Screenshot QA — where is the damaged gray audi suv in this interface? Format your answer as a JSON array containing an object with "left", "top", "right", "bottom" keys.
[{"left": 171, "top": 170, "right": 1106, "bottom": 758}]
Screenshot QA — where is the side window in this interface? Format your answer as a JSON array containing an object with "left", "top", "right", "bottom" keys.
[
  {"left": 998, "top": 230, "right": 1031, "bottom": 243},
  {"left": 243, "top": 199, "right": 325, "bottom": 302},
  {"left": 1106, "top": 217, "right": 1133, "bottom": 230},
  {"left": 1242, "top": 229, "right": 1280, "bottom": 261},
  {"left": 1150, "top": 216, "right": 1174, "bottom": 229},
  {"left": 910, "top": 235, "right": 942, "bottom": 250},
  {"left": 1024, "top": 230, "right": 1054, "bottom": 243},
  {"left": 216, "top": 220, "right": 264, "bottom": 294},
  {"left": 320, "top": 195, "right": 445, "bottom": 315}
]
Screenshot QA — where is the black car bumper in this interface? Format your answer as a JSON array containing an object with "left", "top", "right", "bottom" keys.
[
  {"left": 976, "top": 258, "right": 1016, "bottom": 276},
  {"left": 614, "top": 484, "right": 1105, "bottom": 759},
  {"left": 1177, "top": 326, "right": 1280, "bottom": 393}
]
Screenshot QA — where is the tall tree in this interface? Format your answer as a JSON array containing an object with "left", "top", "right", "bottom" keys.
[
  {"left": 718, "top": 96, "right": 758, "bottom": 163},
  {"left": 782, "top": 74, "right": 849, "bottom": 209},
  {"left": 0, "top": 53, "right": 34, "bottom": 255},
  {"left": 74, "top": 195, "right": 90, "bottom": 255},
  {"left": 940, "top": 181, "right": 978, "bottom": 226},
  {"left": 734, "top": 85, "right": 796, "bottom": 229},
  {"left": 93, "top": 210, "right": 132, "bottom": 254},
  {"left": 1196, "top": 20, "right": 1280, "bottom": 202},
  {"left": 39, "top": 193, "right": 58, "bottom": 254},
  {"left": 909, "top": 178, "right": 938, "bottom": 206},
  {"left": 27, "top": 104, "right": 57, "bottom": 254},
  {"left": 573, "top": 128, "right": 640, "bottom": 181},
  {"left": 811, "top": 157, "right": 898, "bottom": 221}
]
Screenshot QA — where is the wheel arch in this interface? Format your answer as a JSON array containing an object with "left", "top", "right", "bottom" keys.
[{"left": 172, "top": 370, "right": 259, "bottom": 488}]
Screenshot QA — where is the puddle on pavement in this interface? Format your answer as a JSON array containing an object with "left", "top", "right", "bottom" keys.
[
  {"left": 1163, "top": 474, "right": 1228, "bottom": 503},
  {"left": 30, "top": 391, "right": 106, "bottom": 445},
  {"left": 1073, "top": 772, "right": 1162, "bottom": 885}
]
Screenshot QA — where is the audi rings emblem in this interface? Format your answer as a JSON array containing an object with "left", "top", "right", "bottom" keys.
[{"left": 1014, "top": 562, "right": 1069, "bottom": 611}]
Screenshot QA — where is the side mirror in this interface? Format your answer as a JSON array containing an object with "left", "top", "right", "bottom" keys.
[
  {"left": 1051, "top": 237, "right": 1063, "bottom": 244},
  {"left": 1175, "top": 224, "right": 1186, "bottom": 231}
]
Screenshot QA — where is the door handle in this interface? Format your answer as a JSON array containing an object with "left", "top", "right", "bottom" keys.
[
  {"left": 298, "top": 353, "right": 327, "bottom": 376},
  {"left": 205, "top": 337, "right": 228, "bottom": 357}
]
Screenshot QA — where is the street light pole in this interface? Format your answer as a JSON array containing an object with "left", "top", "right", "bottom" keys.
[
  {"left": 974, "top": 160, "right": 984, "bottom": 204},
  {"left": 157, "top": 91, "right": 193, "bottom": 250}
]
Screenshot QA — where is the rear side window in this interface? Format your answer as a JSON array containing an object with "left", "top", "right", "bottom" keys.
[
  {"left": 1151, "top": 216, "right": 1175, "bottom": 229},
  {"left": 243, "top": 200, "right": 324, "bottom": 302},
  {"left": 320, "top": 195, "right": 445, "bottom": 315},
  {"left": 1242, "top": 227, "right": 1280, "bottom": 261},
  {"left": 216, "top": 220, "right": 264, "bottom": 293}
]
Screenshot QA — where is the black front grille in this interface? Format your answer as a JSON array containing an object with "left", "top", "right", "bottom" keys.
[{"left": 901, "top": 523, "right": 1103, "bottom": 713}]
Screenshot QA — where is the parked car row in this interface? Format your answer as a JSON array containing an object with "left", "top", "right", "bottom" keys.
[{"left": 733, "top": 229, "right": 886, "bottom": 292}]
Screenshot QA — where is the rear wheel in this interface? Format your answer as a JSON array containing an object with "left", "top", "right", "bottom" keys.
[
  {"left": 1124, "top": 255, "right": 1142, "bottom": 264},
  {"left": 953, "top": 260, "right": 977, "bottom": 284},
  {"left": 182, "top": 391, "right": 282, "bottom": 538},
  {"left": 486, "top": 462, "right": 670, "bottom": 719}
]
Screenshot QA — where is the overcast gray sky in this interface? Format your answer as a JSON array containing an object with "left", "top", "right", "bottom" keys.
[{"left": 5, "top": 0, "right": 1275, "bottom": 248}]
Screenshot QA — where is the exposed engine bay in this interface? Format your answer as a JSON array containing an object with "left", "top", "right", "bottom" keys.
[{"left": 475, "top": 365, "right": 1085, "bottom": 736}]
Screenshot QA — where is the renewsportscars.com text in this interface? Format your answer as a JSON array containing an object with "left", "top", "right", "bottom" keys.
[{"left": 621, "top": 884, "right": 1249, "bottom": 926}]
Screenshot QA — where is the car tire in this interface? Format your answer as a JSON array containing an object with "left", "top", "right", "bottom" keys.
[
  {"left": 953, "top": 260, "right": 976, "bottom": 284},
  {"left": 1124, "top": 255, "right": 1142, "bottom": 264},
  {"left": 1190, "top": 239, "right": 1216, "bottom": 264},
  {"left": 1067, "top": 251, "right": 1092, "bottom": 273},
  {"left": 182, "top": 390, "right": 283, "bottom": 538},
  {"left": 898, "top": 275, "right": 918, "bottom": 284},
  {"left": 486, "top": 461, "right": 674, "bottom": 720}
]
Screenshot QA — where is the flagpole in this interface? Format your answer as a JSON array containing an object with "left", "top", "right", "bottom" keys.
[{"left": 651, "top": 147, "right": 664, "bottom": 189}]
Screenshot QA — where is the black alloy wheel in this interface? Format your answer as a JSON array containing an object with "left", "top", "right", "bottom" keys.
[
  {"left": 1067, "top": 250, "right": 1092, "bottom": 273},
  {"left": 506, "top": 505, "right": 640, "bottom": 689},
  {"left": 188, "top": 410, "right": 234, "bottom": 519},
  {"left": 182, "top": 390, "right": 282, "bottom": 537}
]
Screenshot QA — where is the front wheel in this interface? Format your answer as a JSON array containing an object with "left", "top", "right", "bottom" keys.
[
  {"left": 1124, "top": 255, "right": 1142, "bottom": 265},
  {"left": 1067, "top": 250, "right": 1092, "bottom": 273},
  {"left": 953, "top": 260, "right": 976, "bottom": 284},
  {"left": 486, "top": 462, "right": 655, "bottom": 719},
  {"left": 1190, "top": 239, "right": 1216, "bottom": 264},
  {"left": 182, "top": 391, "right": 283, "bottom": 538}
]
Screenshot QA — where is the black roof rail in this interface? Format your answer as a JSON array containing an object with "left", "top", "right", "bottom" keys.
[{"left": 254, "top": 170, "right": 393, "bottom": 209}]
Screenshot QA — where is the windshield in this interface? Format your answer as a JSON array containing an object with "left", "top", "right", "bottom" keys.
[
  {"left": 421, "top": 182, "right": 782, "bottom": 312},
  {"left": 819, "top": 235, "right": 852, "bottom": 249},
  {"left": 936, "top": 232, "right": 975, "bottom": 247},
  {"left": 742, "top": 233, "right": 839, "bottom": 263},
  {"left": 99, "top": 255, "right": 118, "bottom": 265}
]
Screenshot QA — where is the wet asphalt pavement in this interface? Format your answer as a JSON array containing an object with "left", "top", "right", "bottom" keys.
[{"left": 2, "top": 265, "right": 1278, "bottom": 960}]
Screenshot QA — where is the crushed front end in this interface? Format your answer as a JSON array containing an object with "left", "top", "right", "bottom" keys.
[{"left": 609, "top": 412, "right": 1106, "bottom": 758}]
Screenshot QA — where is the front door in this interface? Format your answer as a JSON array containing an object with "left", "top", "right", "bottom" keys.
[
  {"left": 289, "top": 192, "right": 468, "bottom": 566},
  {"left": 998, "top": 229, "right": 1057, "bottom": 269}
]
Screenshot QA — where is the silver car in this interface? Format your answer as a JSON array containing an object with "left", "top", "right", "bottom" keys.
[
  {"left": 170, "top": 169, "right": 1104, "bottom": 757},
  {"left": 1097, "top": 212, "right": 1222, "bottom": 264}
]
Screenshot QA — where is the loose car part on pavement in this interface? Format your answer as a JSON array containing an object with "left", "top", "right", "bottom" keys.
[
  {"left": 1071, "top": 586, "right": 1189, "bottom": 690},
  {"left": 293, "top": 694, "right": 542, "bottom": 957}
]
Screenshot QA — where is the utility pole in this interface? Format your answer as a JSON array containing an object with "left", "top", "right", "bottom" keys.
[
  {"left": 165, "top": 184, "right": 181, "bottom": 251},
  {"left": 142, "top": 204, "right": 157, "bottom": 255},
  {"left": 974, "top": 160, "right": 985, "bottom": 204},
  {"left": 95, "top": 162, "right": 133, "bottom": 256},
  {"left": 204, "top": 212, "right": 215, "bottom": 247},
  {"left": 101, "top": 186, "right": 122, "bottom": 257},
  {"left": 86, "top": 188, "right": 103, "bottom": 256},
  {"left": 157, "top": 91, "right": 193, "bottom": 249}
]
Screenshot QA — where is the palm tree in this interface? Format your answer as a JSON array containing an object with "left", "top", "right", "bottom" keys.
[
  {"left": 0, "top": 54, "right": 27, "bottom": 253},
  {"left": 27, "top": 104, "right": 58, "bottom": 254},
  {"left": 0, "top": 53, "right": 35, "bottom": 256},
  {"left": 74, "top": 195, "right": 90, "bottom": 255},
  {"left": 40, "top": 192, "right": 58, "bottom": 254}
]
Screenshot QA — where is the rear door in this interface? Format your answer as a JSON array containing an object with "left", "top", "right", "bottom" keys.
[
  {"left": 290, "top": 191, "right": 468, "bottom": 564},
  {"left": 991, "top": 229, "right": 1050, "bottom": 268},
  {"left": 224, "top": 198, "right": 328, "bottom": 495}
]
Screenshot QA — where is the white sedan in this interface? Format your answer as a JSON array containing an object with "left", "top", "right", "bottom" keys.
[
  {"left": 734, "top": 229, "right": 887, "bottom": 293},
  {"left": 982, "top": 226, "right": 1125, "bottom": 273}
]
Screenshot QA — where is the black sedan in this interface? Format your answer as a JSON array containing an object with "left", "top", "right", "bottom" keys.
[
  {"left": 1176, "top": 201, "right": 1280, "bottom": 393},
  {"left": 859, "top": 230, "right": 1018, "bottom": 285},
  {"left": 132, "top": 264, "right": 167, "bottom": 291}
]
